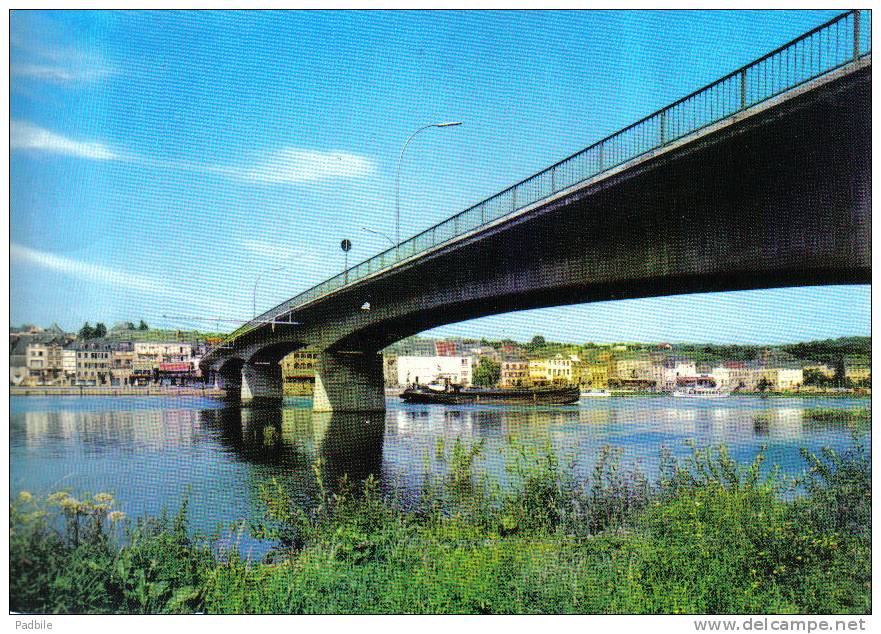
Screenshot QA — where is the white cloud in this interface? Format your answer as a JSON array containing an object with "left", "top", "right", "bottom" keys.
[
  {"left": 11, "top": 243, "right": 173, "bottom": 296},
  {"left": 199, "top": 147, "right": 376, "bottom": 184},
  {"left": 10, "top": 19, "right": 118, "bottom": 85},
  {"left": 11, "top": 120, "right": 116, "bottom": 160},
  {"left": 10, "top": 121, "right": 373, "bottom": 185},
  {"left": 11, "top": 60, "right": 116, "bottom": 83}
]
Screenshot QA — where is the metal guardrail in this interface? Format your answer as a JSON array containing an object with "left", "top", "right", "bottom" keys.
[{"left": 214, "top": 9, "right": 871, "bottom": 355}]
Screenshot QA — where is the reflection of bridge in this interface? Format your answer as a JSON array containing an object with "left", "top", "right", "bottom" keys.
[
  {"left": 203, "top": 11, "right": 871, "bottom": 411},
  {"left": 199, "top": 406, "right": 385, "bottom": 487}
]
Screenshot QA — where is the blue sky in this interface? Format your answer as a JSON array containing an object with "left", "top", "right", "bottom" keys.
[{"left": 10, "top": 9, "right": 870, "bottom": 344}]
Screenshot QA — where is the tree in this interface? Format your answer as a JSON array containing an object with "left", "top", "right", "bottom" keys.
[
  {"left": 78, "top": 322, "right": 94, "bottom": 340},
  {"left": 756, "top": 376, "right": 773, "bottom": 393},
  {"left": 833, "top": 357, "right": 846, "bottom": 388},
  {"left": 530, "top": 335, "right": 546, "bottom": 347},
  {"left": 125, "top": 322, "right": 136, "bottom": 330},
  {"left": 94, "top": 323, "right": 107, "bottom": 339},
  {"left": 138, "top": 320, "right": 149, "bottom": 331},
  {"left": 804, "top": 368, "right": 832, "bottom": 387},
  {"left": 472, "top": 358, "right": 501, "bottom": 387}
]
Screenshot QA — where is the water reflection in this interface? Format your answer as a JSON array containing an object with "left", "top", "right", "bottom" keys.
[
  {"left": 198, "top": 405, "right": 384, "bottom": 490},
  {"left": 10, "top": 396, "right": 870, "bottom": 540},
  {"left": 23, "top": 408, "right": 202, "bottom": 451}
]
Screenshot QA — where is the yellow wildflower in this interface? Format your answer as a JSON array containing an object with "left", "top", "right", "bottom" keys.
[
  {"left": 47, "top": 491, "right": 70, "bottom": 504},
  {"left": 17, "top": 491, "right": 33, "bottom": 504},
  {"left": 60, "top": 497, "right": 81, "bottom": 512},
  {"left": 94, "top": 493, "right": 114, "bottom": 505},
  {"left": 107, "top": 511, "right": 126, "bottom": 523}
]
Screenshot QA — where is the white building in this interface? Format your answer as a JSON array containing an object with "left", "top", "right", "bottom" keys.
[
  {"left": 711, "top": 363, "right": 756, "bottom": 390},
  {"left": 652, "top": 360, "right": 697, "bottom": 391},
  {"left": 770, "top": 368, "right": 804, "bottom": 391},
  {"left": 133, "top": 342, "right": 192, "bottom": 364},
  {"left": 397, "top": 355, "right": 473, "bottom": 387},
  {"left": 62, "top": 349, "right": 77, "bottom": 381}
]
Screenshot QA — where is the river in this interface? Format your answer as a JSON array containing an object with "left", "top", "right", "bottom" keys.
[{"left": 10, "top": 394, "right": 870, "bottom": 553}]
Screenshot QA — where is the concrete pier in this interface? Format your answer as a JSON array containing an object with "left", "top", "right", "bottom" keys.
[
  {"left": 313, "top": 351, "right": 385, "bottom": 413},
  {"left": 241, "top": 362, "right": 284, "bottom": 404}
]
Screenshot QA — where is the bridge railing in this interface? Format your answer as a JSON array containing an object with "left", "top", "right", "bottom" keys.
[{"left": 217, "top": 9, "right": 870, "bottom": 351}]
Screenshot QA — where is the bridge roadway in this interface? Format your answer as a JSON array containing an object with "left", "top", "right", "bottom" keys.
[{"left": 202, "top": 12, "right": 871, "bottom": 411}]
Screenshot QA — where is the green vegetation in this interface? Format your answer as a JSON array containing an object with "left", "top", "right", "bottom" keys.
[
  {"left": 782, "top": 337, "right": 870, "bottom": 367},
  {"left": 472, "top": 358, "right": 501, "bottom": 387},
  {"left": 803, "top": 408, "right": 871, "bottom": 429},
  {"left": 11, "top": 440, "right": 870, "bottom": 614},
  {"left": 77, "top": 322, "right": 108, "bottom": 340}
]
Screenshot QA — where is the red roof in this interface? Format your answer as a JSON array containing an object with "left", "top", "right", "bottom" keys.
[{"left": 159, "top": 362, "right": 191, "bottom": 372}]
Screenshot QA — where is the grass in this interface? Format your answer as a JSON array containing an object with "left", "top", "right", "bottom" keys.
[
  {"left": 803, "top": 408, "right": 870, "bottom": 428},
  {"left": 10, "top": 437, "right": 871, "bottom": 615}
]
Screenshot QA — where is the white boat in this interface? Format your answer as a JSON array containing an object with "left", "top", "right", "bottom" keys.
[
  {"left": 672, "top": 387, "right": 730, "bottom": 398},
  {"left": 581, "top": 389, "right": 611, "bottom": 397}
]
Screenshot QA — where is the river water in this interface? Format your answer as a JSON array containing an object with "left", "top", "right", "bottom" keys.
[{"left": 10, "top": 395, "right": 870, "bottom": 551}]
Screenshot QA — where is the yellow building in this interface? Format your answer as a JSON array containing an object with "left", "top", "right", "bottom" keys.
[
  {"left": 529, "top": 356, "right": 573, "bottom": 384},
  {"left": 759, "top": 367, "right": 804, "bottom": 391},
  {"left": 614, "top": 357, "right": 652, "bottom": 380},
  {"left": 846, "top": 364, "right": 871, "bottom": 385},
  {"left": 570, "top": 358, "right": 590, "bottom": 387},
  {"left": 281, "top": 349, "right": 319, "bottom": 394},
  {"left": 528, "top": 359, "right": 548, "bottom": 384},
  {"left": 587, "top": 363, "right": 610, "bottom": 389}
]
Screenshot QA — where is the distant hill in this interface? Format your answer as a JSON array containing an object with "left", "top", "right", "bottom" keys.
[{"left": 780, "top": 336, "right": 871, "bottom": 365}]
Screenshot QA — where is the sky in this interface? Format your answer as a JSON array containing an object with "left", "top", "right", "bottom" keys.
[{"left": 9, "top": 9, "right": 870, "bottom": 345}]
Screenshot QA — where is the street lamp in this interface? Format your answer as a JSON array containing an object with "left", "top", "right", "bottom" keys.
[
  {"left": 395, "top": 121, "right": 463, "bottom": 258},
  {"left": 253, "top": 263, "right": 288, "bottom": 319},
  {"left": 362, "top": 226, "right": 395, "bottom": 248}
]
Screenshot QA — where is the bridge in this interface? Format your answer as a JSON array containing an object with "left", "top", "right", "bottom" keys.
[{"left": 202, "top": 10, "right": 871, "bottom": 411}]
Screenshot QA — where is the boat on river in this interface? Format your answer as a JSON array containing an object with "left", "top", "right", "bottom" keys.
[
  {"left": 400, "top": 382, "right": 581, "bottom": 405},
  {"left": 581, "top": 389, "right": 611, "bottom": 398},
  {"left": 672, "top": 386, "right": 730, "bottom": 398}
]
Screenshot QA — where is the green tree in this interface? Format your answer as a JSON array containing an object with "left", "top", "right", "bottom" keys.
[
  {"left": 94, "top": 323, "right": 107, "bottom": 339},
  {"left": 756, "top": 376, "right": 773, "bottom": 392},
  {"left": 78, "top": 322, "right": 94, "bottom": 340},
  {"left": 125, "top": 322, "right": 136, "bottom": 330},
  {"left": 833, "top": 358, "right": 846, "bottom": 388},
  {"left": 803, "top": 368, "right": 832, "bottom": 387},
  {"left": 472, "top": 358, "right": 501, "bottom": 387},
  {"left": 138, "top": 320, "right": 149, "bottom": 331},
  {"left": 530, "top": 335, "right": 546, "bottom": 349}
]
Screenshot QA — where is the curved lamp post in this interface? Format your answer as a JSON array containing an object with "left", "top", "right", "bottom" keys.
[
  {"left": 362, "top": 226, "right": 395, "bottom": 248},
  {"left": 395, "top": 121, "right": 463, "bottom": 259}
]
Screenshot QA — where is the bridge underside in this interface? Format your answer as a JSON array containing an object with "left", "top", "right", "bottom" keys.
[{"left": 206, "top": 64, "right": 870, "bottom": 411}]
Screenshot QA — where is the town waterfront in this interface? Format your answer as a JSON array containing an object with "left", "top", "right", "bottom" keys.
[{"left": 11, "top": 394, "right": 870, "bottom": 545}]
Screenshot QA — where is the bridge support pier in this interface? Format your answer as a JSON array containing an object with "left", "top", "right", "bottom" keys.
[
  {"left": 241, "top": 362, "right": 284, "bottom": 405},
  {"left": 313, "top": 351, "right": 385, "bottom": 413}
]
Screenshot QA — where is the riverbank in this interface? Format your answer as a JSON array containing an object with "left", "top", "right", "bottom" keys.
[
  {"left": 605, "top": 390, "right": 870, "bottom": 399},
  {"left": 10, "top": 438, "right": 871, "bottom": 614},
  {"left": 10, "top": 385, "right": 227, "bottom": 398}
]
